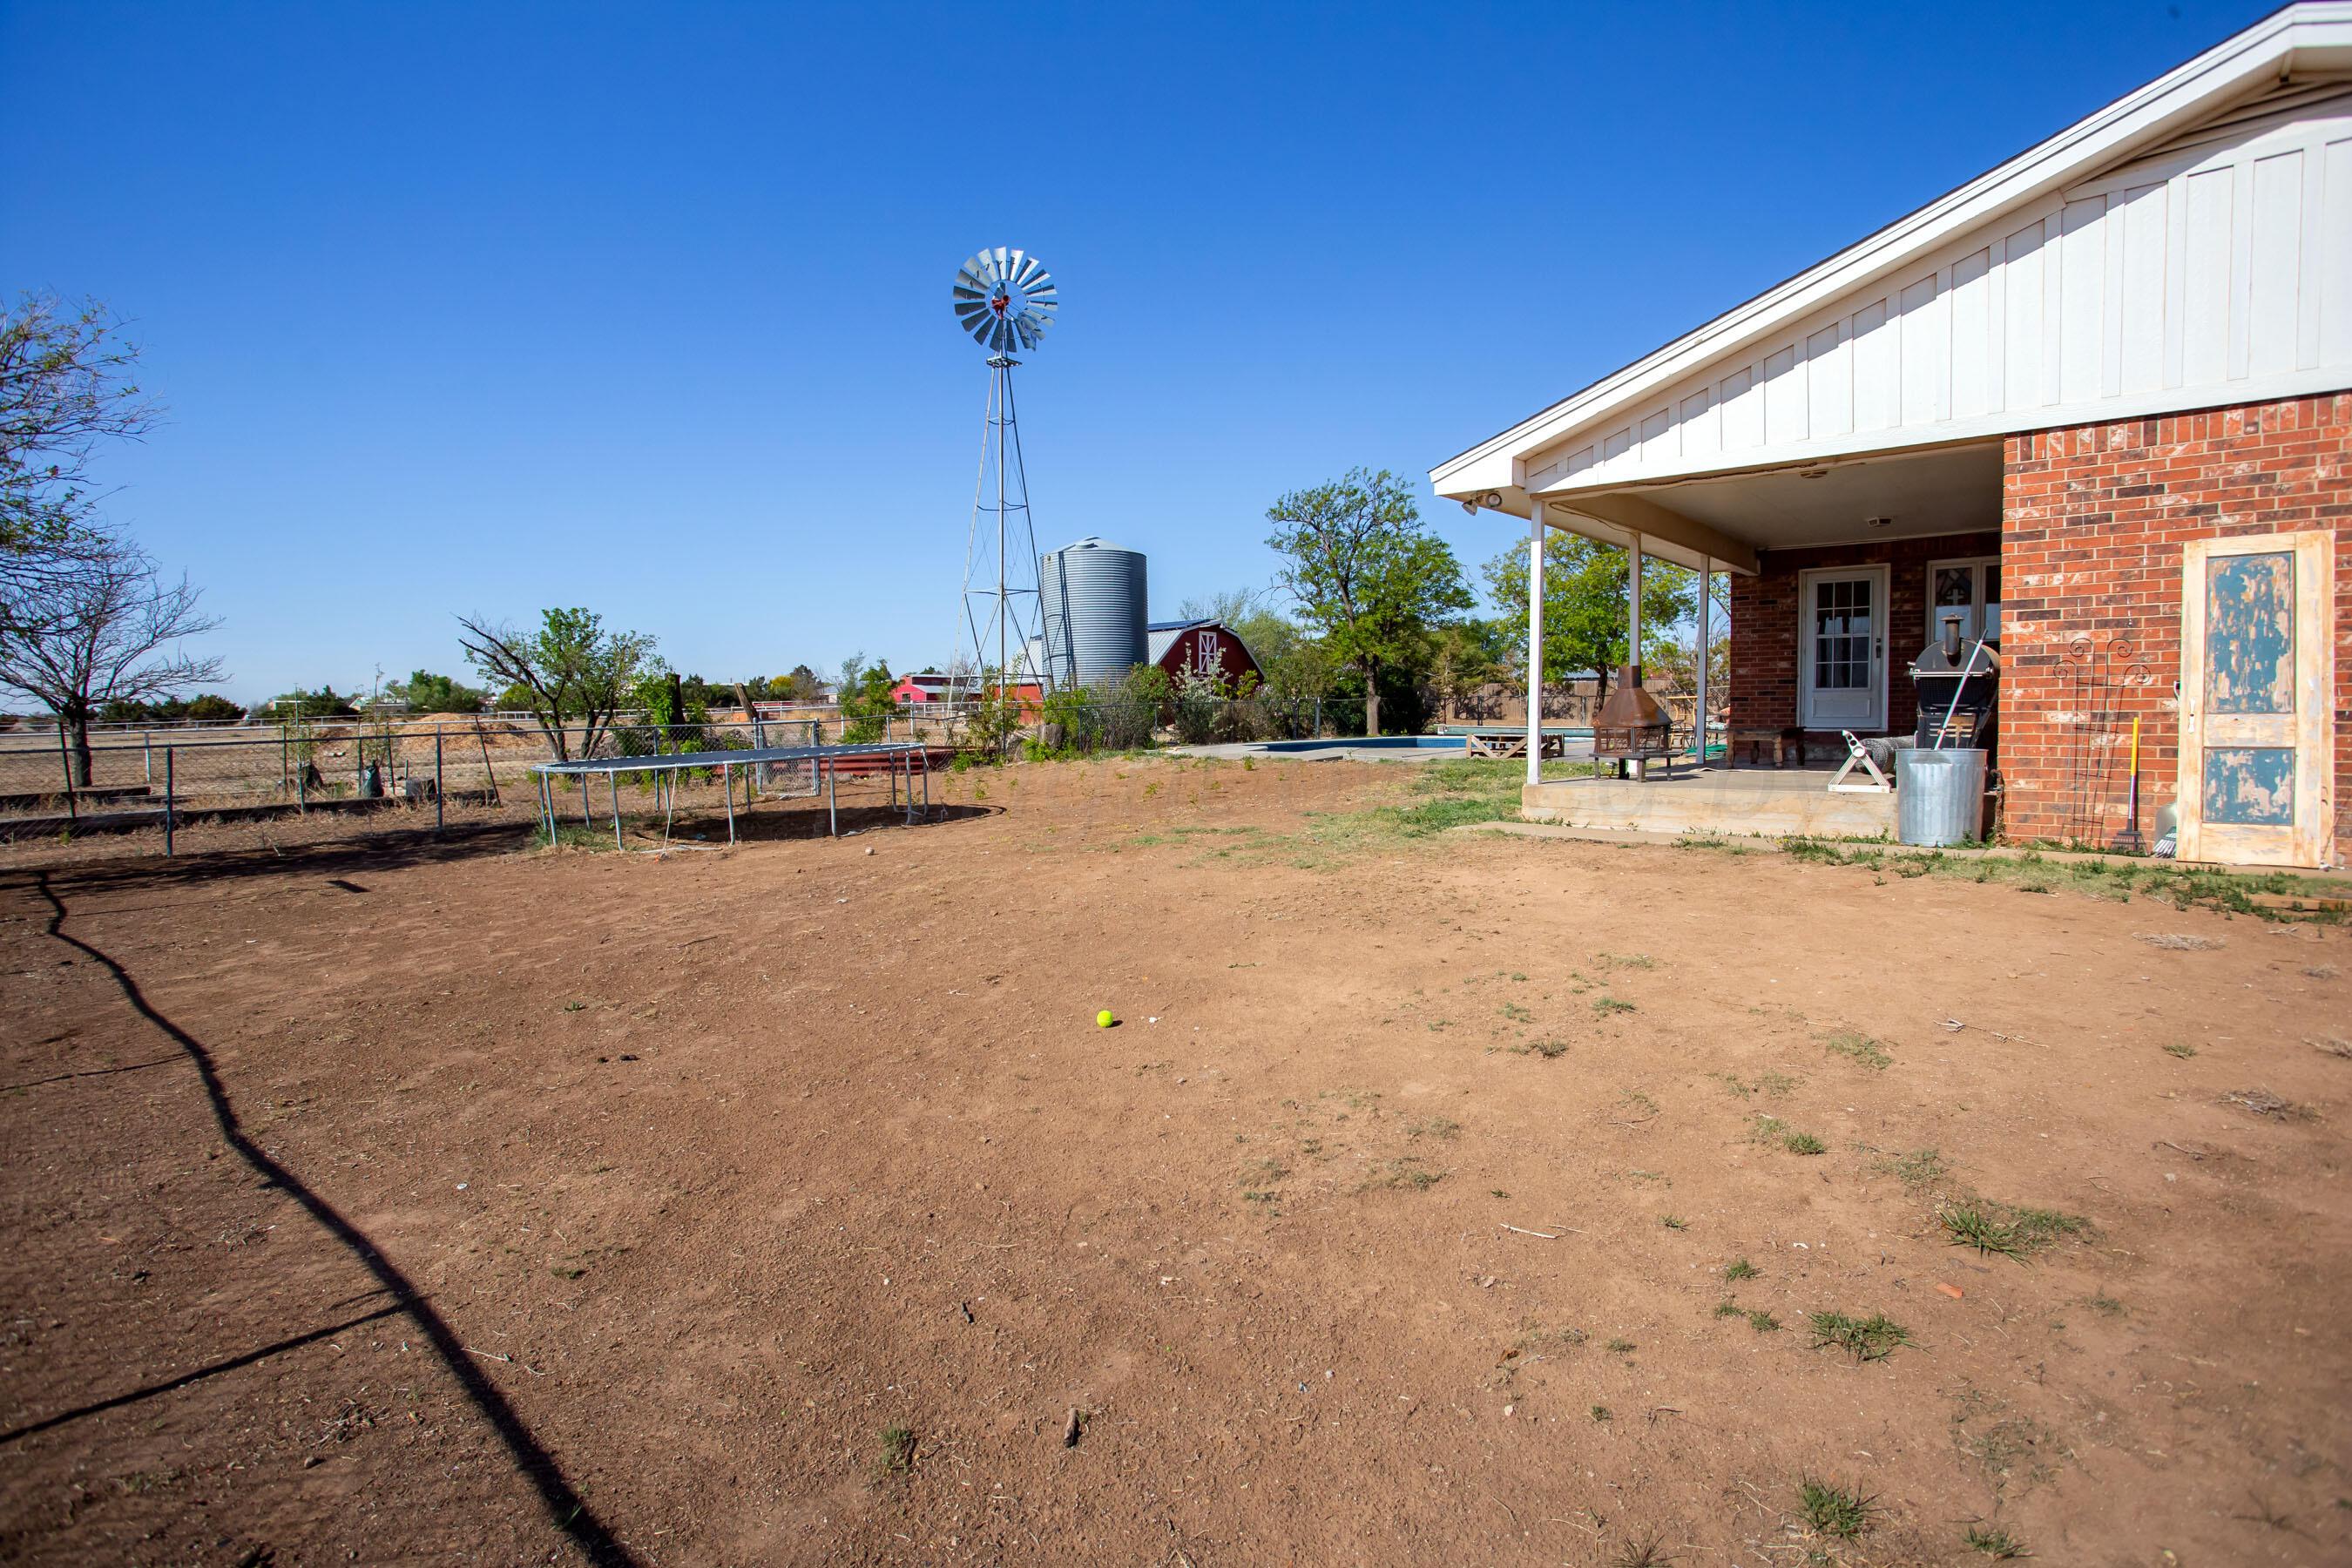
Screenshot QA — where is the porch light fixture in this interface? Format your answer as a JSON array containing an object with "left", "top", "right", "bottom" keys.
[{"left": 1482, "top": 491, "right": 1506, "bottom": 510}]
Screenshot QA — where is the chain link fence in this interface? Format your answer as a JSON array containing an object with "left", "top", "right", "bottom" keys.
[{"left": 0, "top": 693, "right": 1389, "bottom": 862}]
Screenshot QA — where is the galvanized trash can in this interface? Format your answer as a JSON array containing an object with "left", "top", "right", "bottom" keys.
[{"left": 1896, "top": 747, "right": 1987, "bottom": 847}]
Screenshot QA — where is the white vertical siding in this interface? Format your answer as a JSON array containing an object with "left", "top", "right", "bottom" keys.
[
  {"left": 2322, "top": 135, "right": 2352, "bottom": 365},
  {"left": 1519, "top": 92, "right": 2352, "bottom": 491}
]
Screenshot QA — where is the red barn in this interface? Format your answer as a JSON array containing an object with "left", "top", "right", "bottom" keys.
[{"left": 1147, "top": 619, "right": 1263, "bottom": 693}]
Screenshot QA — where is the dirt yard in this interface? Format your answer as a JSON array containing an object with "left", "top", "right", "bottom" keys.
[{"left": 2, "top": 756, "right": 2347, "bottom": 1566}]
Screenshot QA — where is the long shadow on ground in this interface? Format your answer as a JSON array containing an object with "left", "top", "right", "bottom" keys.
[{"left": 20, "top": 869, "right": 641, "bottom": 1567}]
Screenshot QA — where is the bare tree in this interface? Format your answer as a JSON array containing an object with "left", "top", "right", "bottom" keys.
[
  {"left": 0, "top": 530, "right": 224, "bottom": 787},
  {"left": 456, "top": 608, "right": 654, "bottom": 763}
]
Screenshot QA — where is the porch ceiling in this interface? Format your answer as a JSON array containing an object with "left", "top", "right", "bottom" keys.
[{"left": 1544, "top": 442, "right": 2002, "bottom": 561}]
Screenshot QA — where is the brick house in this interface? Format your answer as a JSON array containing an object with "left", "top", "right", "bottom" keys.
[{"left": 1429, "top": 4, "right": 2349, "bottom": 867}]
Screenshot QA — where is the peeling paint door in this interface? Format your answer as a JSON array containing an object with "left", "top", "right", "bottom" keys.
[{"left": 2176, "top": 532, "right": 2334, "bottom": 868}]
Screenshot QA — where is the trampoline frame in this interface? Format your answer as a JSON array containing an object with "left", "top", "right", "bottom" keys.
[{"left": 529, "top": 740, "right": 934, "bottom": 849}]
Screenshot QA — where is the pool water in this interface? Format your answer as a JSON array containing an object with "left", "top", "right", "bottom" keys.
[{"left": 1259, "top": 736, "right": 1469, "bottom": 753}]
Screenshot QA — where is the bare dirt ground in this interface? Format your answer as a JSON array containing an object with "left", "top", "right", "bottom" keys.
[{"left": 2, "top": 756, "right": 2347, "bottom": 1567}]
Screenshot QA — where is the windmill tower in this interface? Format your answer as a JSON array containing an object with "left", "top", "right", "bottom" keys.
[{"left": 950, "top": 247, "right": 1058, "bottom": 697}]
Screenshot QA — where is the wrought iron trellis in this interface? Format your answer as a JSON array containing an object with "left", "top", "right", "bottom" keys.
[{"left": 2058, "top": 632, "right": 2154, "bottom": 846}]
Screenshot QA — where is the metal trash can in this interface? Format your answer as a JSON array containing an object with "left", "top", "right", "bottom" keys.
[{"left": 1896, "top": 747, "right": 1987, "bottom": 847}]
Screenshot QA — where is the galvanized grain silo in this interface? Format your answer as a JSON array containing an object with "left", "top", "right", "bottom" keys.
[{"left": 1037, "top": 537, "right": 1147, "bottom": 691}]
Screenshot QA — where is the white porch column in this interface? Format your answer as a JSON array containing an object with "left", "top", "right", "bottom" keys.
[
  {"left": 1626, "top": 536, "right": 1645, "bottom": 781},
  {"left": 1694, "top": 558, "right": 1711, "bottom": 768},
  {"left": 1526, "top": 503, "right": 1545, "bottom": 787}
]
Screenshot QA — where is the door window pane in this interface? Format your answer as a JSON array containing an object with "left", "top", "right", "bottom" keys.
[
  {"left": 1814, "top": 579, "right": 1871, "bottom": 689},
  {"left": 2206, "top": 552, "right": 2295, "bottom": 714},
  {"left": 1927, "top": 560, "right": 2006, "bottom": 643}
]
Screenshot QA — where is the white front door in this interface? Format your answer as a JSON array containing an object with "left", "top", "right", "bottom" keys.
[{"left": 1799, "top": 566, "right": 1889, "bottom": 732}]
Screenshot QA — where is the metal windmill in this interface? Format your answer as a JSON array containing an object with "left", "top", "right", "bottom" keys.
[{"left": 951, "top": 247, "right": 1058, "bottom": 699}]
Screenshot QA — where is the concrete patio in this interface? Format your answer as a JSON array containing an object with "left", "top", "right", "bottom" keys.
[{"left": 1523, "top": 763, "right": 1898, "bottom": 839}]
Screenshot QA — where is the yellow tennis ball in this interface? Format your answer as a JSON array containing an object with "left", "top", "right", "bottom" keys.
[{"left": 1096, "top": 1010, "right": 1114, "bottom": 1029}]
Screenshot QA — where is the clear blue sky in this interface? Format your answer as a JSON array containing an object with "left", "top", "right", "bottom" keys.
[{"left": 1, "top": 0, "right": 2279, "bottom": 703}]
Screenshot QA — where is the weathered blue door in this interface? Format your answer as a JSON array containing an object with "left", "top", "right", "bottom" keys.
[{"left": 2176, "top": 532, "right": 2332, "bottom": 867}]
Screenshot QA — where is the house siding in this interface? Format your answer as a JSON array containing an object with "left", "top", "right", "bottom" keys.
[{"left": 1998, "top": 390, "right": 2350, "bottom": 849}]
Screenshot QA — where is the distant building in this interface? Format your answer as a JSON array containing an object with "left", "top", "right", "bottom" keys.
[
  {"left": 1147, "top": 619, "right": 1263, "bottom": 693},
  {"left": 890, "top": 672, "right": 980, "bottom": 705}
]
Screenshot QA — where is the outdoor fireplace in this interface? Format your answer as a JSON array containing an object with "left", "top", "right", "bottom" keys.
[{"left": 1592, "top": 665, "right": 1676, "bottom": 776}]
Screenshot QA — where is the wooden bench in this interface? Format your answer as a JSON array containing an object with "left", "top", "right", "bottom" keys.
[{"left": 1730, "top": 727, "right": 1809, "bottom": 767}]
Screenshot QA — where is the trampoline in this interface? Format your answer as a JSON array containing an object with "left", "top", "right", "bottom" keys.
[{"left": 531, "top": 740, "right": 936, "bottom": 849}]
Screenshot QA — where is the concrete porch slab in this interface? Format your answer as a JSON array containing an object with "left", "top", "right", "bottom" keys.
[{"left": 1522, "top": 768, "right": 1896, "bottom": 838}]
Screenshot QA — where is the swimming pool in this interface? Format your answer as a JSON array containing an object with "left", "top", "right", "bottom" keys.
[{"left": 1258, "top": 735, "right": 1470, "bottom": 753}]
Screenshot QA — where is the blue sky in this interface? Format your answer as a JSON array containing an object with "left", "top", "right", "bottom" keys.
[{"left": 1, "top": 0, "right": 2280, "bottom": 702}]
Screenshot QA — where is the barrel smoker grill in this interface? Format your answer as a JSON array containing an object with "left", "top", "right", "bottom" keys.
[
  {"left": 1592, "top": 666, "right": 1677, "bottom": 775},
  {"left": 1909, "top": 614, "right": 2000, "bottom": 754}
]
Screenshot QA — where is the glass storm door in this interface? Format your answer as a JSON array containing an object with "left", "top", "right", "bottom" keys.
[
  {"left": 1799, "top": 567, "right": 1888, "bottom": 731},
  {"left": 2177, "top": 532, "right": 2333, "bottom": 868}
]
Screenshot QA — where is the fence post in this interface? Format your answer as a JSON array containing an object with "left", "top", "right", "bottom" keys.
[
  {"left": 435, "top": 728, "right": 445, "bottom": 831},
  {"left": 163, "top": 746, "right": 174, "bottom": 856}
]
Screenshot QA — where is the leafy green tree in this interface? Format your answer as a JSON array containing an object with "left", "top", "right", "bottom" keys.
[
  {"left": 1428, "top": 618, "right": 1510, "bottom": 720},
  {"left": 456, "top": 607, "right": 655, "bottom": 761},
  {"left": 384, "top": 668, "right": 487, "bottom": 713},
  {"left": 1481, "top": 532, "right": 1697, "bottom": 695},
  {"left": 98, "top": 692, "right": 244, "bottom": 724},
  {"left": 1227, "top": 609, "right": 1335, "bottom": 710},
  {"left": 266, "top": 686, "right": 358, "bottom": 720},
  {"left": 1265, "top": 468, "right": 1470, "bottom": 735}
]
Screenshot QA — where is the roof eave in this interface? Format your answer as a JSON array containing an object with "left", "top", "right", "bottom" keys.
[{"left": 1429, "top": 3, "right": 2352, "bottom": 493}]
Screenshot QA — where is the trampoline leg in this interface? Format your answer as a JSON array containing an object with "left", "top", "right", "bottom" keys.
[
  {"left": 723, "top": 761, "right": 736, "bottom": 845},
  {"left": 661, "top": 767, "right": 677, "bottom": 847},
  {"left": 612, "top": 773, "right": 624, "bottom": 851},
  {"left": 827, "top": 760, "right": 837, "bottom": 837},
  {"left": 922, "top": 753, "right": 930, "bottom": 820},
  {"left": 580, "top": 776, "right": 591, "bottom": 827}
]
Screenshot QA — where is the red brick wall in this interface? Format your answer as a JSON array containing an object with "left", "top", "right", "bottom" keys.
[
  {"left": 2001, "top": 392, "right": 2350, "bottom": 848},
  {"left": 1727, "top": 531, "right": 2001, "bottom": 737}
]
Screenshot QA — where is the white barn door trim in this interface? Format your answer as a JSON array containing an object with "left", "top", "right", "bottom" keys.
[{"left": 2175, "top": 531, "right": 2334, "bottom": 868}]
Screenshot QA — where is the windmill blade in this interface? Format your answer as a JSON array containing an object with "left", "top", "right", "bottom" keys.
[{"left": 951, "top": 247, "right": 1057, "bottom": 356}]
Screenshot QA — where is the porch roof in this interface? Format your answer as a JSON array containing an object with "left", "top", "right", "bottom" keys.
[{"left": 1429, "top": 3, "right": 2352, "bottom": 571}]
